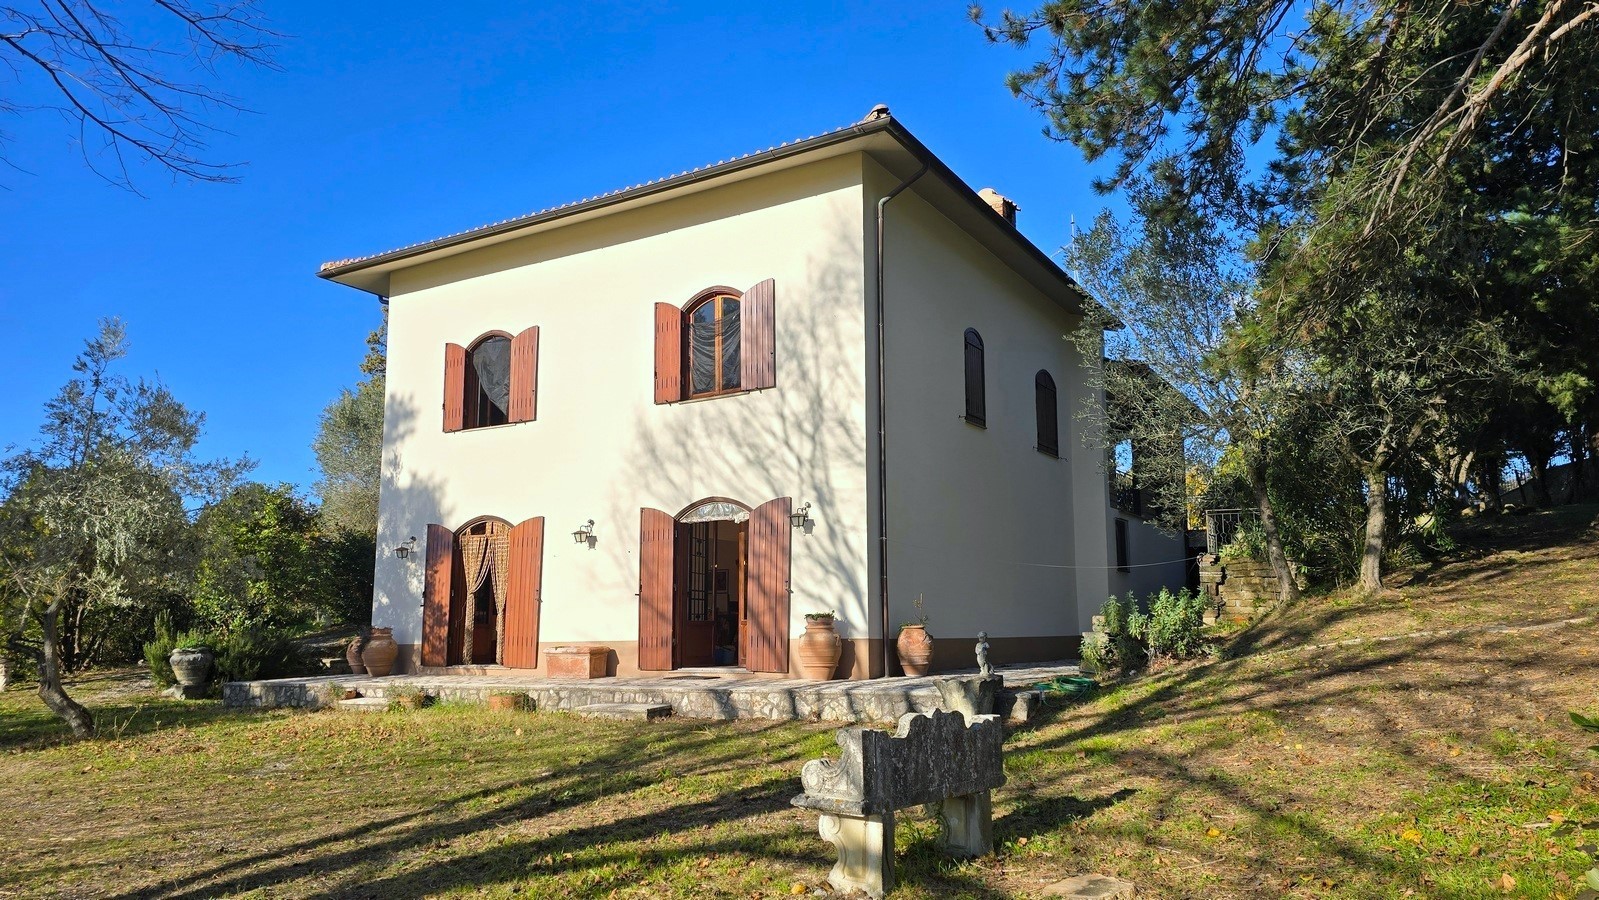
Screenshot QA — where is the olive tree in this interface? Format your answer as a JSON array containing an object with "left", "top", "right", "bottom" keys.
[{"left": 0, "top": 320, "right": 245, "bottom": 737}]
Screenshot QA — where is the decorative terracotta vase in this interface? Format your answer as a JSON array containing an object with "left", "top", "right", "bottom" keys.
[
  {"left": 361, "top": 627, "right": 398, "bottom": 677},
  {"left": 896, "top": 625, "right": 934, "bottom": 677},
  {"left": 169, "top": 648, "right": 213, "bottom": 687},
  {"left": 797, "top": 619, "right": 843, "bottom": 680},
  {"left": 345, "top": 633, "right": 368, "bottom": 675}
]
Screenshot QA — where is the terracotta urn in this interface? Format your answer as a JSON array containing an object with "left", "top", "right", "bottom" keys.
[
  {"left": 361, "top": 627, "right": 398, "bottom": 677},
  {"left": 168, "top": 648, "right": 213, "bottom": 688},
  {"left": 797, "top": 618, "right": 843, "bottom": 680},
  {"left": 896, "top": 625, "right": 934, "bottom": 677},
  {"left": 345, "top": 633, "right": 368, "bottom": 675}
]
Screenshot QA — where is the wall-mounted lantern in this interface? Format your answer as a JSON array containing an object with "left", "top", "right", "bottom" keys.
[
  {"left": 392, "top": 536, "right": 418, "bottom": 559},
  {"left": 790, "top": 502, "right": 812, "bottom": 530},
  {"left": 573, "top": 519, "right": 595, "bottom": 545}
]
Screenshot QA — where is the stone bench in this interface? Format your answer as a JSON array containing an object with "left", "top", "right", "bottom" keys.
[{"left": 791, "top": 709, "right": 1005, "bottom": 898}]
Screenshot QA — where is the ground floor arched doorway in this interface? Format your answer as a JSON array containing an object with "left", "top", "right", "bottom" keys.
[
  {"left": 638, "top": 497, "right": 791, "bottom": 673},
  {"left": 421, "top": 516, "right": 544, "bottom": 670}
]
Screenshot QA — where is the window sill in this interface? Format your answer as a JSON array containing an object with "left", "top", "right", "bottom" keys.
[
  {"left": 960, "top": 415, "right": 986, "bottom": 429},
  {"left": 671, "top": 388, "right": 764, "bottom": 405},
  {"left": 1035, "top": 447, "right": 1060, "bottom": 459},
  {"left": 449, "top": 420, "right": 529, "bottom": 434}
]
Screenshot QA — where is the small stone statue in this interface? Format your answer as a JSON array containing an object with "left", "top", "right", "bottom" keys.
[{"left": 975, "top": 631, "right": 992, "bottom": 677}]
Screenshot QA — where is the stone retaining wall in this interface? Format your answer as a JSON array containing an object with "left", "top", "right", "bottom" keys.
[{"left": 1198, "top": 555, "right": 1279, "bottom": 621}]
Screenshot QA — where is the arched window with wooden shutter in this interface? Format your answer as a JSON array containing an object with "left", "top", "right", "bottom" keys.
[
  {"left": 1035, "top": 369, "right": 1059, "bottom": 457},
  {"left": 963, "top": 328, "right": 986, "bottom": 427},
  {"left": 654, "top": 279, "right": 776, "bottom": 404}
]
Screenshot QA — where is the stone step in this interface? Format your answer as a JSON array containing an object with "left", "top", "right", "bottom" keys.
[
  {"left": 573, "top": 702, "right": 673, "bottom": 721},
  {"left": 337, "top": 697, "right": 391, "bottom": 713}
]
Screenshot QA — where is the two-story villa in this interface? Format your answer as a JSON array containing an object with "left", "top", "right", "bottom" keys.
[{"left": 318, "top": 106, "right": 1187, "bottom": 680}]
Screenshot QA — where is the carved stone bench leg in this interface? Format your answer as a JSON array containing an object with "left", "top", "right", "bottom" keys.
[
  {"left": 939, "top": 790, "right": 994, "bottom": 857},
  {"left": 818, "top": 811, "right": 895, "bottom": 898}
]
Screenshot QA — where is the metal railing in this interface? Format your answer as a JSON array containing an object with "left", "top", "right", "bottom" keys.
[
  {"left": 1110, "top": 471, "right": 1142, "bottom": 516},
  {"left": 1203, "top": 508, "right": 1257, "bottom": 555}
]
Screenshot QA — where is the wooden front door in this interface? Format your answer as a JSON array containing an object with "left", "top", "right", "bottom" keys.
[
  {"left": 746, "top": 497, "right": 792, "bottom": 674},
  {"left": 638, "top": 508, "right": 676, "bottom": 671}
]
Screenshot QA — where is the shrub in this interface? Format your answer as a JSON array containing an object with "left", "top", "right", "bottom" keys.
[
  {"left": 1136, "top": 587, "right": 1212, "bottom": 660},
  {"left": 213, "top": 626, "right": 318, "bottom": 684},
  {"left": 1091, "top": 587, "right": 1215, "bottom": 673},
  {"left": 1218, "top": 521, "right": 1268, "bottom": 562},
  {"left": 143, "top": 611, "right": 184, "bottom": 687}
]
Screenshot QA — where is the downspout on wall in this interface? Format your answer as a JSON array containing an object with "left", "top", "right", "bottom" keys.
[{"left": 874, "top": 160, "right": 927, "bottom": 678}]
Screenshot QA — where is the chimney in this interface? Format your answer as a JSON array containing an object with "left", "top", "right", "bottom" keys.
[{"left": 978, "top": 188, "right": 1018, "bottom": 225}]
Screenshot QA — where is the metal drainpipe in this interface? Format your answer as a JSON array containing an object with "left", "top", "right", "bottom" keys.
[{"left": 874, "top": 162, "right": 927, "bottom": 678}]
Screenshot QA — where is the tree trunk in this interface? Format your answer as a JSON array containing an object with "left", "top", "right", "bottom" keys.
[
  {"left": 31, "top": 599, "right": 94, "bottom": 738},
  {"left": 1565, "top": 425, "right": 1586, "bottom": 505},
  {"left": 0, "top": 654, "right": 10, "bottom": 692},
  {"left": 1358, "top": 468, "right": 1387, "bottom": 593},
  {"left": 1243, "top": 452, "right": 1300, "bottom": 604}
]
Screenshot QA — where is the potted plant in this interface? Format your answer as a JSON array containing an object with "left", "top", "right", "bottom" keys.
[
  {"left": 168, "top": 635, "right": 214, "bottom": 691},
  {"left": 487, "top": 691, "right": 529, "bottom": 712},
  {"left": 797, "top": 611, "right": 843, "bottom": 681},
  {"left": 386, "top": 685, "right": 427, "bottom": 710},
  {"left": 896, "top": 595, "right": 934, "bottom": 677}
]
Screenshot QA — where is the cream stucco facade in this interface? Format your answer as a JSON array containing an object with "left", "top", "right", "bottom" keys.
[{"left": 324, "top": 113, "right": 1189, "bottom": 679}]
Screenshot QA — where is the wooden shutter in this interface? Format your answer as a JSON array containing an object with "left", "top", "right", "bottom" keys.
[
  {"left": 654, "top": 303, "right": 682, "bottom": 404},
  {"left": 741, "top": 278, "right": 776, "bottom": 390},
  {"left": 421, "top": 523, "right": 454, "bottom": 667},
  {"left": 963, "top": 329, "right": 986, "bottom": 427},
  {"left": 502, "top": 517, "right": 544, "bottom": 668},
  {"left": 1035, "top": 370, "right": 1058, "bottom": 456},
  {"left": 443, "top": 344, "right": 466, "bottom": 432},
  {"left": 509, "top": 326, "right": 540, "bottom": 423},
  {"left": 746, "top": 497, "right": 792, "bottom": 674},
  {"left": 638, "top": 507, "right": 676, "bottom": 670}
]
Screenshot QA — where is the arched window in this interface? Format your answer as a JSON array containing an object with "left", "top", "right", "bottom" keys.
[
  {"left": 1035, "top": 369, "right": 1058, "bottom": 456},
  {"left": 465, "top": 334, "right": 512, "bottom": 428},
  {"left": 963, "top": 328, "right": 986, "bottom": 427},
  {"left": 687, "top": 292, "right": 742, "bottom": 396}
]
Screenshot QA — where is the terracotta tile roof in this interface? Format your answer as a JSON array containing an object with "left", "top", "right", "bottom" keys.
[{"left": 317, "top": 115, "right": 880, "bottom": 275}]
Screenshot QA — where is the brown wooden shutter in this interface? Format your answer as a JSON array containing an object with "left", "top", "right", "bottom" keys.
[
  {"left": 638, "top": 507, "right": 676, "bottom": 670},
  {"left": 421, "top": 523, "right": 454, "bottom": 667},
  {"left": 654, "top": 303, "right": 682, "bottom": 404},
  {"left": 509, "top": 326, "right": 540, "bottom": 423},
  {"left": 741, "top": 278, "right": 776, "bottom": 390},
  {"left": 443, "top": 344, "right": 466, "bottom": 432},
  {"left": 746, "top": 496, "right": 792, "bottom": 674},
  {"left": 502, "top": 516, "right": 544, "bottom": 668}
]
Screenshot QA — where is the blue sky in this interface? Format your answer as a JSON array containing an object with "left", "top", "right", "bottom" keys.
[{"left": 0, "top": 1, "right": 1120, "bottom": 493}]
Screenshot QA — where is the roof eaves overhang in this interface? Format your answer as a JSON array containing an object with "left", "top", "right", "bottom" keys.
[{"left": 317, "top": 117, "right": 901, "bottom": 296}]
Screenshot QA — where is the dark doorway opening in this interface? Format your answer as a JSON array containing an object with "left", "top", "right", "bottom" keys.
[{"left": 675, "top": 518, "right": 746, "bottom": 668}]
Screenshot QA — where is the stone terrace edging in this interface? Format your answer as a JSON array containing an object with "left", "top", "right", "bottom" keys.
[{"left": 221, "top": 663, "right": 1080, "bottom": 726}]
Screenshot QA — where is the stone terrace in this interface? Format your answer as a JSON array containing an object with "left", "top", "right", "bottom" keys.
[{"left": 222, "top": 662, "right": 1081, "bottom": 725}]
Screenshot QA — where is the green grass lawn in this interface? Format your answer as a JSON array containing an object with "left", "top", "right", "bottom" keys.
[{"left": 3, "top": 505, "right": 1598, "bottom": 898}]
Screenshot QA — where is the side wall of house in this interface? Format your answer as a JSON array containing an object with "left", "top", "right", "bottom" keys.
[
  {"left": 1108, "top": 517, "right": 1190, "bottom": 604},
  {"left": 372, "top": 155, "right": 873, "bottom": 676},
  {"left": 865, "top": 159, "right": 1113, "bottom": 672}
]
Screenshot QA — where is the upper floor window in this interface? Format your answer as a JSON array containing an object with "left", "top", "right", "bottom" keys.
[
  {"left": 963, "top": 328, "right": 986, "bottom": 427},
  {"left": 654, "top": 279, "right": 776, "bottom": 404},
  {"left": 1035, "top": 369, "right": 1058, "bottom": 456},
  {"left": 443, "top": 327, "right": 539, "bottom": 432},
  {"left": 468, "top": 334, "right": 511, "bottom": 428},
  {"left": 688, "top": 292, "right": 741, "bottom": 396}
]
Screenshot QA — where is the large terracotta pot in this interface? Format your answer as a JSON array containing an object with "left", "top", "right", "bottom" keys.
[
  {"left": 169, "top": 648, "right": 213, "bottom": 687},
  {"left": 345, "top": 633, "right": 368, "bottom": 675},
  {"left": 797, "top": 619, "right": 843, "bottom": 680},
  {"left": 896, "top": 625, "right": 934, "bottom": 677},
  {"left": 361, "top": 627, "right": 398, "bottom": 677}
]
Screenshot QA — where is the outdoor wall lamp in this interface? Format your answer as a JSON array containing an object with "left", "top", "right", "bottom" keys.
[
  {"left": 573, "top": 520, "right": 595, "bottom": 545},
  {"left": 392, "top": 536, "right": 418, "bottom": 559},
  {"left": 790, "top": 502, "right": 812, "bottom": 529}
]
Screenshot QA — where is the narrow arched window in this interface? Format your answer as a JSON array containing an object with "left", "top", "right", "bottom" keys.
[
  {"left": 1035, "top": 370, "right": 1058, "bottom": 456},
  {"left": 465, "top": 334, "right": 512, "bottom": 428},
  {"left": 963, "top": 328, "right": 985, "bottom": 427},
  {"left": 687, "top": 292, "right": 742, "bottom": 397}
]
